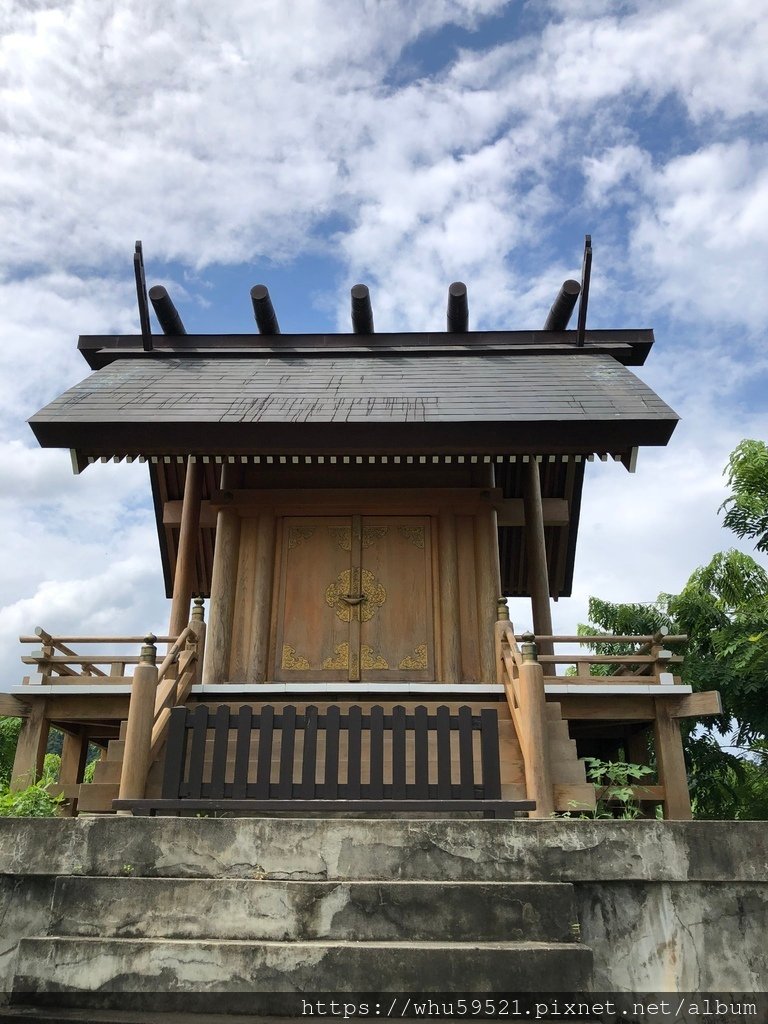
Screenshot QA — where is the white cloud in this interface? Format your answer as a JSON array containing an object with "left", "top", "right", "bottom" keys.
[{"left": 630, "top": 142, "right": 768, "bottom": 332}]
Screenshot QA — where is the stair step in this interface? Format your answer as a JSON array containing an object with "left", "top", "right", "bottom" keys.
[
  {"left": 13, "top": 937, "right": 593, "bottom": 1007},
  {"left": 50, "top": 877, "right": 577, "bottom": 942},
  {"left": 75, "top": 784, "right": 119, "bottom": 813}
]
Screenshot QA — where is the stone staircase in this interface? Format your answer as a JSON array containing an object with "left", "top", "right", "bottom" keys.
[
  {"left": 72, "top": 697, "right": 594, "bottom": 815},
  {"left": 6, "top": 818, "right": 593, "bottom": 1016}
]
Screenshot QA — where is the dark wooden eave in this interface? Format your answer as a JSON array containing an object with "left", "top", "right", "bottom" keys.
[
  {"left": 29, "top": 350, "right": 678, "bottom": 456},
  {"left": 77, "top": 328, "right": 655, "bottom": 368}
]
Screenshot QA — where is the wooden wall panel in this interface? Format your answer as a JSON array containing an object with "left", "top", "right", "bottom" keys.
[{"left": 437, "top": 511, "right": 461, "bottom": 684}]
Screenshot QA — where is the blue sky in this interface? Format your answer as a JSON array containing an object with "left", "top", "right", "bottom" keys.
[{"left": 1, "top": 0, "right": 767, "bottom": 686}]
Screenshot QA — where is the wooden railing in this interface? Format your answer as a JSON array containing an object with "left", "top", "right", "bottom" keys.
[
  {"left": 526, "top": 632, "right": 686, "bottom": 683},
  {"left": 20, "top": 631, "right": 175, "bottom": 683},
  {"left": 119, "top": 601, "right": 206, "bottom": 804},
  {"left": 494, "top": 601, "right": 553, "bottom": 817},
  {"left": 18, "top": 599, "right": 206, "bottom": 804}
]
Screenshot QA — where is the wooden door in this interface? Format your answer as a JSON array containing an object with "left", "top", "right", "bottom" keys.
[{"left": 274, "top": 516, "right": 435, "bottom": 682}]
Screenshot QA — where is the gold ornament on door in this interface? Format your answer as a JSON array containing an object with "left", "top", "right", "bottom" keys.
[{"left": 325, "top": 568, "right": 386, "bottom": 622}]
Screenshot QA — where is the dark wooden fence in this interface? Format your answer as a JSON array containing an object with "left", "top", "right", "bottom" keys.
[{"left": 114, "top": 703, "right": 535, "bottom": 817}]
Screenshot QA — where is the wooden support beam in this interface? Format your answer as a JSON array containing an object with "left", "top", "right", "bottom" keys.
[
  {"left": 10, "top": 700, "right": 49, "bottom": 790},
  {"left": 59, "top": 730, "right": 88, "bottom": 786},
  {"left": 522, "top": 459, "right": 554, "bottom": 656},
  {"left": 168, "top": 457, "right": 204, "bottom": 640},
  {"left": 653, "top": 699, "right": 692, "bottom": 820},
  {"left": 0, "top": 693, "right": 29, "bottom": 717},
  {"left": 247, "top": 512, "right": 276, "bottom": 682},
  {"left": 163, "top": 500, "right": 217, "bottom": 528},
  {"left": 203, "top": 506, "right": 241, "bottom": 684},
  {"left": 497, "top": 498, "right": 569, "bottom": 527},
  {"left": 668, "top": 690, "right": 722, "bottom": 719},
  {"left": 475, "top": 502, "right": 502, "bottom": 684},
  {"left": 165, "top": 494, "right": 567, "bottom": 529}
]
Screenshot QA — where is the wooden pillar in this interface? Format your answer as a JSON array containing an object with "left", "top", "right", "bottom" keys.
[
  {"left": 438, "top": 510, "right": 461, "bottom": 684},
  {"left": 203, "top": 467, "right": 242, "bottom": 685},
  {"left": 654, "top": 700, "right": 692, "bottom": 820},
  {"left": 246, "top": 511, "right": 276, "bottom": 682},
  {"left": 10, "top": 700, "right": 49, "bottom": 790},
  {"left": 59, "top": 730, "right": 88, "bottom": 786},
  {"left": 118, "top": 637, "right": 159, "bottom": 806},
  {"left": 522, "top": 458, "right": 554, "bottom": 657},
  {"left": 168, "top": 456, "right": 203, "bottom": 640},
  {"left": 475, "top": 501, "right": 501, "bottom": 684}
]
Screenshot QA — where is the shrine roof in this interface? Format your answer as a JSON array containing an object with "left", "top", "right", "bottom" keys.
[{"left": 29, "top": 345, "right": 677, "bottom": 457}]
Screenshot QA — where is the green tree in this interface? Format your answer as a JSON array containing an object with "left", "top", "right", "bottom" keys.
[
  {"left": 720, "top": 439, "right": 768, "bottom": 553},
  {"left": 0, "top": 717, "right": 22, "bottom": 785},
  {"left": 580, "top": 439, "right": 768, "bottom": 819}
]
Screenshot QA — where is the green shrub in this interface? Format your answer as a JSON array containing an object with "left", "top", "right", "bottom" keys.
[
  {"left": 584, "top": 757, "right": 655, "bottom": 819},
  {"left": 0, "top": 717, "right": 22, "bottom": 785},
  {"left": 0, "top": 778, "right": 65, "bottom": 817}
]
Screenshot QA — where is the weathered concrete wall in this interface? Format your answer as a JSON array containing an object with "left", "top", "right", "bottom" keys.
[
  {"left": 579, "top": 880, "right": 768, "bottom": 992},
  {"left": 0, "top": 818, "right": 766, "bottom": 1002}
]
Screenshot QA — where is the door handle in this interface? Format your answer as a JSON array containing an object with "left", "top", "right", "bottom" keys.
[{"left": 341, "top": 594, "right": 366, "bottom": 605}]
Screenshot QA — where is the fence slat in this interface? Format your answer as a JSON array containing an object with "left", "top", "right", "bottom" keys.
[
  {"left": 186, "top": 705, "right": 209, "bottom": 798},
  {"left": 254, "top": 706, "right": 274, "bottom": 798},
  {"left": 209, "top": 705, "right": 230, "bottom": 799},
  {"left": 277, "top": 706, "right": 296, "bottom": 798},
  {"left": 392, "top": 705, "right": 407, "bottom": 799},
  {"left": 233, "top": 706, "right": 252, "bottom": 799},
  {"left": 457, "top": 705, "right": 474, "bottom": 799},
  {"left": 161, "top": 707, "right": 188, "bottom": 799},
  {"left": 323, "top": 706, "right": 340, "bottom": 798},
  {"left": 346, "top": 706, "right": 362, "bottom": 798},
  {"left": 436, "top": 705, "right": 451, "bottom": 799},
  {"left": 369, "top": 705, "right": 384, "bottom": 800},
  {"left": 413, "top": 705, "right": 429, "bottom": 799},
  {"left": 300, "top": 706, "right": 318, "bottom": 799}
]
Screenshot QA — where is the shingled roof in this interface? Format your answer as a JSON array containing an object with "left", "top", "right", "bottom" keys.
[{"left": 30, "top": 333, "right": 677, "bottom": 459}]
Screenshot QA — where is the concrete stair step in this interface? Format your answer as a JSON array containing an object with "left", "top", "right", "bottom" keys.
[
  {"left": 13, "top": 937, "right": 593, "bottom": 1007},
  {"left": 49, "top": 877, "right": 578, "bottom": 942},
  {"left": 12, "top": 817, "right": 607, "bottom": 880}
]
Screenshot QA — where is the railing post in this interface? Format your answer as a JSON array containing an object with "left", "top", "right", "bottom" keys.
[
  {"left": 651, "top": 633, "right": 673, "bottom": 684},
  {"left": 189, "top": 597, "right": 206, "bottom": 683},
  {"left": 495, "top": 597, "right": 509, "bottom": 685},
  {"left": 517, "top": 631, "right": 555, "bottom": 818},
  {"left": 117, "top": 635, "right": 158, "bottom": 810}
]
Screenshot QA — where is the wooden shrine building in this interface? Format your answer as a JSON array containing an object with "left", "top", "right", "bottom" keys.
[{"left": 6, "top": 244, "right": 721, "bottom": 818}]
